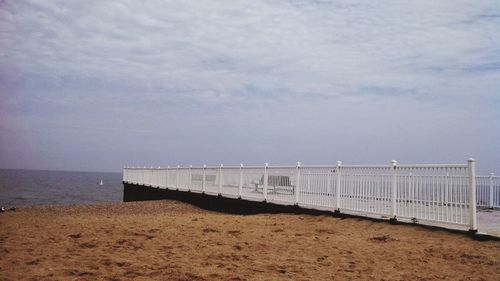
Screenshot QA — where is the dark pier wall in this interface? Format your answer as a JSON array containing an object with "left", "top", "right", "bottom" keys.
[{"left": 123, "top": 182, "right": 331, "bottom": 215}]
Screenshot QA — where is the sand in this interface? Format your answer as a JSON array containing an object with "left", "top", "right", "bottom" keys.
[{"left": 0, "top": 200, "right": 499, "bottom": 280}]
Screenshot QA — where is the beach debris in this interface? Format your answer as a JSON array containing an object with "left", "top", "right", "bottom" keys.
[
  {"left": 69, "top": 233, "right": 82, "bottom": 239},
  {"left": 0, "top": 206, "right": 17, "bottom": 212}
]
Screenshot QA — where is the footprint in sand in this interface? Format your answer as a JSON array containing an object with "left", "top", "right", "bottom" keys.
[
  {"left": 25, "top": 259, "right": 41, "bottom": 265},
  {"left": 369, "top": 235, "right": 398, "bottom": 243},
  {"left": 227, "top": 230, "right": 241, "bottom": 236},
  {"left": 202, "top": 228, "right": 219, "bottom": 233}
]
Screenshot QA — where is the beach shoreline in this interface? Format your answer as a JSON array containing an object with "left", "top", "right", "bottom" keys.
[{"left": 1, "top": 200, "right": 499, "bottom": 280}]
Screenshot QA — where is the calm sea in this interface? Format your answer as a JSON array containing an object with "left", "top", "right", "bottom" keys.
[{"left": 0, "top": 169, "right": 123, "bottom": 207}]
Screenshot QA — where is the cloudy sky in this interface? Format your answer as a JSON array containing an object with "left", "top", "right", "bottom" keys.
[{"left": 0, "top": 0, "right": 499, "bottom": 173}]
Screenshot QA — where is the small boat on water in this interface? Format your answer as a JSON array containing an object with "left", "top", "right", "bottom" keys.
[{"left": 99, "top": 179, "right": 104, "bottom": 186}]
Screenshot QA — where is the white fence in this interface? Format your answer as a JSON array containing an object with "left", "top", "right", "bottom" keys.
[
  {"left": 123, "top": 160, "right": 478, "bottom": 231},
  {"left": 476, "top": 173, "right": 500, "bottom": 208}
]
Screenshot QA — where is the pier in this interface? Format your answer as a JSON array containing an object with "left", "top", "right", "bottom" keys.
[{"left": 123, "top": 159, "right": 500, "bottom": 236}]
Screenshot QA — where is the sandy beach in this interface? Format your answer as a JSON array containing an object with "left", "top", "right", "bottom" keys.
[{"left": 0, "top": 200, "right": 499, "bottom": 280}]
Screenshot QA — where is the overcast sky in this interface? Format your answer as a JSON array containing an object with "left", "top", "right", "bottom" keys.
[{"left": 0, "top": 0, "right": 499, "bottom": 173}]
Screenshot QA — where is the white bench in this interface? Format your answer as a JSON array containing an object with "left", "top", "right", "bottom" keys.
[{"left": 255, "top": 175, "right": 294, "bottom": 194}]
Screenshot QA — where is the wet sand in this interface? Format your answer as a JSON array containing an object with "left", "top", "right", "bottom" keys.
[{"left": 0, "top": 200, "right": 499, "bottom": 280}]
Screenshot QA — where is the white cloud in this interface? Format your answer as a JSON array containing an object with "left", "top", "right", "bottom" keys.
[{"left": 1, "top": 0, "right": 499, "bottom": 102}]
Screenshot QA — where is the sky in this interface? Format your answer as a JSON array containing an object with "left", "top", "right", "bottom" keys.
[{"left": 0, "top": 0, "right": 499, "bottom": 173}]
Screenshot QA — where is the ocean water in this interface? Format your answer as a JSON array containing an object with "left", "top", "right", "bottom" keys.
[{"left": 0, "top": 169, "right": 123, "bottom": 207}]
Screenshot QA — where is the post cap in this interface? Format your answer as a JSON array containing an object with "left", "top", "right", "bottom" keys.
[
  {"left": 297, "top": 161, "right": 301, "bottom": 167},
  {"left": 240, "top": 163, "right": 244, "bottom": 167},
  {"left": 468, "top": 158, "right": 475, "bottom": 162},
  {"left": 220, "top": 163, "right": 224, "bottom": 167},
  {"left": 391, "top": 160, "right": 397, "bottom": 166},
  {"left": 203, "top": 164, "right": 207, "bottom": 168},
  {"left": 337, "top": 161, "right": 342, "bottom": 166},
  {"left": 265, "top": 163, "right": 269, "bottom": 167}
]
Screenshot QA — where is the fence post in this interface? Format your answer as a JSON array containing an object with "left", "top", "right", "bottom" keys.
[
  {"left": 327, "top": 170, "right": 332, "bottom": 195},
  {"left": 134, "top": 166, "right": 138, "bottom": 184},
  {"left": 391, "top": 160, "right": 397, "bottom": 220},
  {"left": 166, "top": 166, "right": 170, "bottom": 188},
  {"left": 263, "top": 163, "right": 268, "bottom": 201},
  {"left": 139, "top": 166, "right": 142, "bottom": 184},
  {"left": 139, "top": 166, "right": 142, "bottom": 185},
  {"left": 137, "top": 166, "right": 140, "bottom": 184},
  {"left": 140, "top": 166, "right": 143, "bottom": 185},
  {"left": 136, "top": 166, "right": 139, "bottom": 184},
  {"left": 468, "top": 159, "right": 477, "bottom": 232},
  {"left": 202, "top": 164, "right": 206, "bottom": 193},
  {"left": 159, "top": 166, "right": 164, "bottom": 188},
  {"left": 238, "top": 164, "right": 243, "bottom": 198},
  {"left": 188, "top": 165, "right": 192, "bottom": 191},
  {"left": 445, "top": 173, "right": 449, "bottom": 205},
  {"left": 153, "top": 166, "right": 157, "bottom": 186},
  {"left": 151, "top": 167, "right": 154, "bottom": 186},
  {"left": 176, "top": 165, "right": 180, "bottom": 190},
  {"left": 151, "top": 167, "right": 155, "bottom": 186},
  {"left": 408, "top": 172, "right": 413, "bottom": 204},
  {"left": 130, "top": 166, "right": 133, "bottom": 183},
  {"left": 140, "top": 166, "right": 144, "bottom": 185},
  {"left": 150, "top": 166, "right": 153, "bottom": 186},
  {"left": 307, "top": 171, "right": 311, "bottom": 192},
  {"left": 218, "top": 164, "right": 223, "bottom": 195},
  {"left": 335, "top": 161, "right": 342, "bottom": 211},
  {"left": 490, "top": 173, "right": 495, "bottom": 209},
  {"left": 126, "top": 166, "right": 129, "bottom": 183},
  {"left": 138, "top": 166, "right": 141, "bottom": 184},
  {"left": 295, "top": 162, "right": 301, "bottom": 204},
  {"left": 157, "top": 166, "right": 161, "bottom": 187}
]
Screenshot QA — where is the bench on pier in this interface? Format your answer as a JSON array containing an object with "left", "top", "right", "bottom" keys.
[{"left": 254, "top": 175, "right": 294, "bottom": 194}]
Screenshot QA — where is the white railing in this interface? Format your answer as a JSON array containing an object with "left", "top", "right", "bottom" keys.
[
  {"left": 476, "top": 173, "right": 500, "bottom": 208},
  {"left": 123, "top": 159, "right": 478, "bottom": 231}
]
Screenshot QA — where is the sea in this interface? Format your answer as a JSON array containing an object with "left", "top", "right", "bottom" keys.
[{"left": 0, "top": 169, "right": 123, "bottom": 207}]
